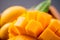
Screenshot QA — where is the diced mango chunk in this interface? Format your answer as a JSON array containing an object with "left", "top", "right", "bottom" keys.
[
  {"left": 26, "top": 10, "right": 39, "bottom": 20},
  {"left": 14, "top": 16, "right": 28, "bottom": 34},
  {"left": 48, "top": 19, "right": 60, "bottom": 33},
  {"left": 25, "top": 20, "right": 43, "bottom": 37},
  {"left": 37, "top": 12, "right": 52, "bottom": 29},
  {"left": 8, "top": 35, "right": 37, "bottom": 40},
  {"left": 8, "top": 23, "right": 19, "bottom": 38},
  {"left": 38, "top": 28, "right": 60, "bottom": 40}
]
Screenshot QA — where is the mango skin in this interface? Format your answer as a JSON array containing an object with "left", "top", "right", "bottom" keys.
[{"left": 1, "top": 6, "right": 26, "bottom": 26}]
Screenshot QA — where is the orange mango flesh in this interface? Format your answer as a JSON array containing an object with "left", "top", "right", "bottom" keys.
[
  {"left": 56, "top": 30, "right": 60, "bottom": 37},
  {"left": 2, "top": 9, "right": 59, "bottom": 40},
  {"left": 12, "top": 20, "right": 16, "bottom": 24},
  {"left": 8, "top": 23, "right": 20, "bottom": 38},
  {"left": 48, "top": 19, "right": 60, "bottom": 37},
  {"left": 8, "top": 35, "right": 37, "bottom": 40},
  {"left": 0, "top": 23, "right": 12, "bottom": 39},
  {"left": 8, "top": 20, "right": 18, "bottom": 38},
  {"left": 26, "top": 10, "right": 39, "bottom": 20},
  {"left": 14, "top": 16, "right": 28, "bottom": 35},
  {"left": 37, "top": 12, "right": 52, "bottom": 29},
  {"left": 25, "top": 20, "right": 43, "bottom": 37},
  {"left": 21, "top": 13, "right": 26, "bottom": 17},
  {"left": 38, "top": 28, "right": 60, "bottom": 40},
  {"left": 1, "top": 6, "right": 26, "bottom": 26}
]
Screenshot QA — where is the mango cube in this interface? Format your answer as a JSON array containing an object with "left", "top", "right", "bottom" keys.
[
  {"left": 14, "top": 16, "right": 28, "bottom": 34},
  {"left": 38, "top": 28, "right": 60, "bottom": 40},
  {"left": 37, "top": 12, "right": 52, "bottom": 29},
  {"left": 48, "top": 19, "right": 60, "bottom": 33},
  {"left": 25, "top": 20, "right": 43, "bottom": 37}
]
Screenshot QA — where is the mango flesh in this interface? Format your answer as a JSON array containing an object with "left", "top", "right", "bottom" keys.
[
  {"left": 14, "top": 16, "right": 28, "bottom": 34},
  {"left": 8, "top": 11, "right": 60, "bottom": 40},
  {"left": 37, "top": 12, "right": 52, "bottom": 29},
  {"left": 0, "top": 23, "right": 12, "bottom": 39},
  {"left": 26, "top": 10, "right": 39, "bottom": 20},
  {"left": 56, "top": 30, "right": 60, "bottom": 37},
  {"left": 38, "top": 28, "right": 60, "bottom": 40},
  {"left": 48, "top": 19, "right": 60, "bottom": 37},
  {"left": 25, "top": 20, "right": 43, "bottom": 37},
  {"left": 49, "top": 19, "right": 60, "bottom": 32},
  {"left": 1, "top": 6, "right": 26, "bottom": 26},
  {"left": 8, "top": 24, "right": 19, "bottom": 38},
  {"left": 8, "top": 35, "right": 37, "bottom": 40},
  {"left": 1, "top": 8, "right": 59, "bottom": 40}
]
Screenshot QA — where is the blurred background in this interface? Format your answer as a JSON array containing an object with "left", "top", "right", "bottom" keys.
[{"left": 0, "top": 0, "right": 60, "bottom": 13}]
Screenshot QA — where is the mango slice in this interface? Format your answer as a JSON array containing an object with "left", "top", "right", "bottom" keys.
[
  {"left": 37, "top": 12, "right": 52, "bottom": 29},
  {"left": 1, "top": 6, "right": 26, "bottom": 26},
  {"left": 26, "top": 10, "right": 39, "bottom": 20},
  {"left": 25, "top": 20, "right": 43, "bottom": 37},
  {"left": 8, "top": 35, "right": 37, "bottom": 40},
  {"left": 14, "top": 16, "right": 28, "bottom": 34},
  {"left": 38, "top": 28, "right": 60, "bottom": 40}
]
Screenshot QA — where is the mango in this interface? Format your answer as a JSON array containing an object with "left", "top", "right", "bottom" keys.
[
  {"left": 25, "top": 20, "right": 43, "bottom": 37},
  {"left": 37, "top": 12, "right": 52, "bottom": 29},
  {"left": 8, "top": 23, "right": 19, "bottom": 38},
  {"left": 0, "top": 23, "right": 11, "bottom": 39},
  {"left": 8, "top": 35, "right": 37, "bottom": 40},
  {"left": 1, "top": 6, "right": 26, "bottom": 26},
  {"left": 56, "top": 30, "right": 60, "bottom": 37},
  {"left": 14, "top": 16, "right": 28, "bottom": 35},
  {"left": 38, "top": 28, "right": 60, "bottom": 40},
  {"left": 26, "top": 10, "right": 39, "bottom": 20},
  {"left": 48, "top": 19, "right": 60, "bottom": 34}
]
